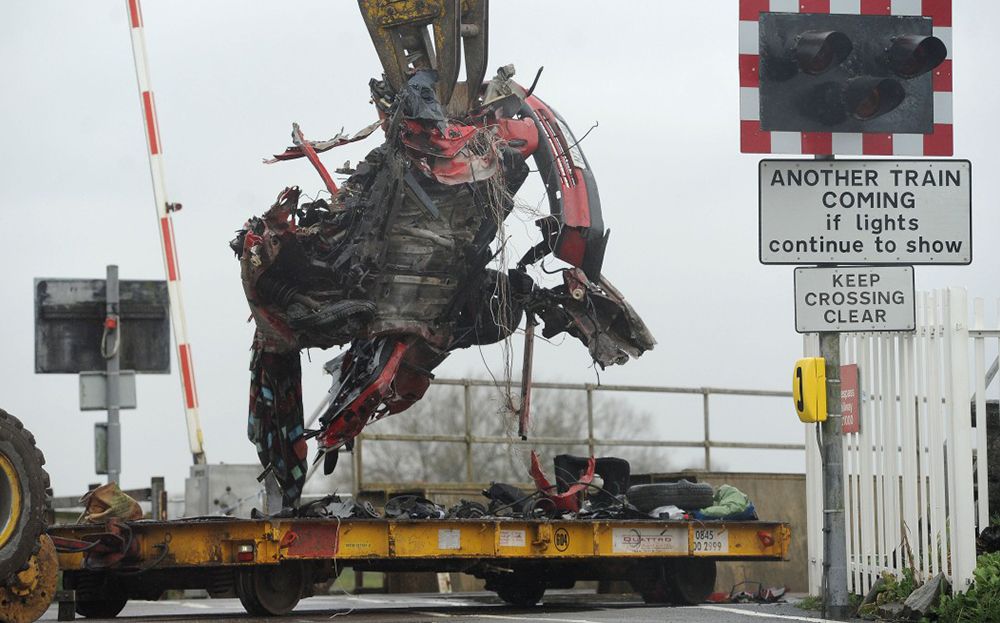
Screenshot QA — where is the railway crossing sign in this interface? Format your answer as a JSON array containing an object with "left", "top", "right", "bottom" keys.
[
  {"left": 759, "top": 159, "right": 971, "bottom": 265},
  {"left": 739, "top": 0, "right": 953, "bottom": 156},
  {"left": 794, "top": 266, "right": 915, "bottom": 333},
  {"left": 743, "top": 2, "right": 959, "bottom": 618}
]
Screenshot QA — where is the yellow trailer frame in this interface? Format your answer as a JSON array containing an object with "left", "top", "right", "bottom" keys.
[{"left": 49, "top": 517, "right": 790, "bottom": 619}]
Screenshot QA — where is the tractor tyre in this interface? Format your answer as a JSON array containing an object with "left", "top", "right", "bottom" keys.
[{"left": 0, "top": 409, "right": 50, "bottom": 581}]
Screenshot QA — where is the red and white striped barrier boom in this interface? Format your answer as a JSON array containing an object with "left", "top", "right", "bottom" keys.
[{"left": 125, "top": 0, "right": 206, "bottom": 463}]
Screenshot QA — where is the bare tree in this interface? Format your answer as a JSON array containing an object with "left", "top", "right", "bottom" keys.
[{"left": 360, "top": 384, "right": 673, "bottom": 484}]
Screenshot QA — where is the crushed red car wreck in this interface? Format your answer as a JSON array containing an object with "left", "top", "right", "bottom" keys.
[{"left": 231, "top": 3, "right": 655, "bottom": 507}]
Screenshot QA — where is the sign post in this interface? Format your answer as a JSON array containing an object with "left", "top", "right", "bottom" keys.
[
  {"left": 814, "top": 151, "right": 851, "bottom": 620},
  {"left": 820, "top": 331, "right": 848, "bottom": 619},
  {"left": 105, "top": 265, "right": 122, "bottom": 486}
]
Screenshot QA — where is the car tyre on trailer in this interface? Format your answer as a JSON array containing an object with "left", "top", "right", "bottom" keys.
[{"left": 626, "top": 480, "right": 714, "bottom": 513}]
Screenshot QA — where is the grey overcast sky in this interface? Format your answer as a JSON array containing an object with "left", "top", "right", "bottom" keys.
[{"left": 1, "top": 1, "right": 997, "bottom": 498}]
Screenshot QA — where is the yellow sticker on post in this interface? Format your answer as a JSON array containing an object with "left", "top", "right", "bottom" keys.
[{"left": 793, "top": 357, "right": 827, "bottom": 423}]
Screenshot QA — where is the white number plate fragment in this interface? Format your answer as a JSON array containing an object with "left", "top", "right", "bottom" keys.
[{"left": 692, "top": 527, "right": 729, "bottom": 554}]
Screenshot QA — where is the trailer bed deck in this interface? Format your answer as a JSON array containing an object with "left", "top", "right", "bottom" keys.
[{"left": 48, "top": 517, "right": 790, "bottom": 619}]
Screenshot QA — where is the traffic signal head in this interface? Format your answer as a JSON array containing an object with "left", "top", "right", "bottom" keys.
[
  {"left": 844, "top": 77, "right": 905, "bottom": 120},
  {"left": 758, "top": 13, "right": 947, "bottom": 134},
  {"left": 794, "top": 31, "right": 852, "bottom": 75},
  {"left": 887, "top": 34, "right": 948, "bottom": 78}
]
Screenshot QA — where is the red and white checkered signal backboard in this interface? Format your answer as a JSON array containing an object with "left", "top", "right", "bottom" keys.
[{"left": 739, "top": 0, "right": 953, "bottom": 156}]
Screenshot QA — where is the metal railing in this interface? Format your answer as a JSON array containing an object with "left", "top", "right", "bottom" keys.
[{"left": 351, "top": 378, "right": 799, "bottom": 491}]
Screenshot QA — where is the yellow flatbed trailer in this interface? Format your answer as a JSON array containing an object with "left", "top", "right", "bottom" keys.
[{"left": 44, "top": 516, "right": 789, "bottom": 620}]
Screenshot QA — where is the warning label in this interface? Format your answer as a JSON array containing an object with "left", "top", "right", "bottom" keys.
[
  {"left": 842, "top": 364, "right": 860, "bottom": 434},
  {"left": 499, "top": 529, "right": 526, "bottom": 548},
  {"left": 760, "top": 160, "right": 971, "bottom": 265},
  {"left": 438, "top": 529, "right": 460, "bottom": 550}
]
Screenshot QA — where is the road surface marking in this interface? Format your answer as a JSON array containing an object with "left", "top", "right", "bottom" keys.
[
  {"left": 477, "top": 615, "right": 604, "bottom": 623},
  {"left": 698, "top": 605, "right": 829, "bottom": 622},
  {"left": 346, "top": 597, "right": 393, "bottom": 604}
]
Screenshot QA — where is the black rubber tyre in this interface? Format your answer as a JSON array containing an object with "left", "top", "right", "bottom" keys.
[
  {"left": 490, "top": 575, "right": 546, "bottom": 607},
  {"left": 637, "top": 586, "right": 672, "bottom": 604},
  {"left": 236, "top": 563, "right": 304, "bottom": 616},
  {"left": 629, "top": 559, "right": 716, "bottom": 605},
  {"left": 0, "top": 409, "right": 50, "bottom": 581},
  {"left": 75, "top": 595, "right": 129, "bottom": 619},
  {"left": 668, "top": 559, "right": 717, "bottom": 605},
  {"left": 291, "top": 300, "right": 377, "bottom": 329},
  {"left": 235, "top": 569, "right": 268, "bottom": 618},
  {"left": 628, "top": 564, "right": 671, "bottom": 604},
  {"left": 627, "top": 480, "right": 714, "bottom": 512}
]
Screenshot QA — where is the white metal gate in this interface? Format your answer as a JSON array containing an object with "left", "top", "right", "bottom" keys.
[{"left": 806, "top": 287, "right": 1000, "bottom": 595}]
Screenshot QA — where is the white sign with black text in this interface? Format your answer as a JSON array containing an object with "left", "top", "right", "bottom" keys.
[
  {"left": 760, "top": 160, "right": 971, "bottom": 265},
  {"left": 794, "top": 266, "right": 915, "bottom": 333}
]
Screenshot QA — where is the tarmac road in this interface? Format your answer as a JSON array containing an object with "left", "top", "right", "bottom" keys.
[{"left": 36, "top": 591, "right": 834, "bottom": 622}]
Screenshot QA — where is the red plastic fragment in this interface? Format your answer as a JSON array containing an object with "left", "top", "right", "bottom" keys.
[
  {"left": 292, "top": 124, "right": 339, "bottom": 197},
  {"left": 528, "top": 451, "right": 595, "bottom": 512}
]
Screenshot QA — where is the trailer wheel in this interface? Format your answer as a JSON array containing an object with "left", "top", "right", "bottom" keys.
[
  {"left": 629, "top": 559, "right": 716, "bottom": 605},
  {"left": 237, "top": 562, "right": 304, "bottom": 616},
  {"left": 626, "top": 480, "right": 714, "bottom": 513},
  {"left": 0, "top": 409, "right": 50, "bottom": 581},
  {"left": 65, "top": 570, "right": 129, "bottom": 619},
  {"left": 489, "top": 575, "right": 546, "bottom": 607},
  {"left": 628, "top": 564, "right": 670, "bottom": 604},
  {"left": 75, "top": 595, "right": 128, "bottom": 619},
  {"left": 667, "top": 559, "right": 716, "bottom": 605}
]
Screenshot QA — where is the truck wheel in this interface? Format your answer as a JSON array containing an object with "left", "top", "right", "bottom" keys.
[
  {"left": 626, "top": 480, "right": 714, "bottom": 512},
  {"left": 0, "top": 409, "right": 50, "bottom": 581},
  {"left": 489, "top": 575, "right": 546, "bottom": 607},
  {"left": 237, "top": 563, "right": 304, "bottom": 616}
]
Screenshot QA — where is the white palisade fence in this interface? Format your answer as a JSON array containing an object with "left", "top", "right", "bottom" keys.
[{"left": 806, "top": 288, "right": 999, "bottom": 595}]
